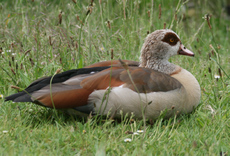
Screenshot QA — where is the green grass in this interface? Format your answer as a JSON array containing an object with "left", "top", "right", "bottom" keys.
[{"left": 0, "top": 0, "right": 230, "bottom": 155}]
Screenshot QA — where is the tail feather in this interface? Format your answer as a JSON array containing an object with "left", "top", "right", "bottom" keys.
[{"left": 5, "top": 91, "right": 32, "bottom": 102}]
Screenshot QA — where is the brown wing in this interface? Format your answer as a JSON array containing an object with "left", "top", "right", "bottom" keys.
[
  {"left": 31, "top": 74, "right": 92, "bottom": 106},
  {"left": 120, "top": 67, "right": 182, "bottom": 93},
  {"left": 81, "top": 66, "right": 182, "bottom": 93},
  {"left": 31, "top": 67, "right": 126, "bottom": 109}
]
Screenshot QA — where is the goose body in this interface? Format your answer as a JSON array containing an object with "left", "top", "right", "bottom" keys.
[{"left": 5, "top": 29, "right": 201, "bottom": 119}]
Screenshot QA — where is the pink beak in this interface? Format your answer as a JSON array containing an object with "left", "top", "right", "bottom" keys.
[{"left": 178, "top": 44, "right": 194, "bottom": 57}]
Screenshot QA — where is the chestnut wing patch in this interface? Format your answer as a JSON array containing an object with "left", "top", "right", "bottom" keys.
[
  {"left": 32, "top": 85, "right": 93, "bottom": 109},
  {"left": 81, "top": 67, "right": 125, "bottom": 90}
]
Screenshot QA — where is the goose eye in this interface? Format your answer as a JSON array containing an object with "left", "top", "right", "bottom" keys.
[{"left": 170, "top": 38, "right": 174, "bottom": 42}]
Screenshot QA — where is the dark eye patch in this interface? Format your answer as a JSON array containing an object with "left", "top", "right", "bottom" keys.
[{"left": 161, "top": 32, "right": 180, "bottom": 46}]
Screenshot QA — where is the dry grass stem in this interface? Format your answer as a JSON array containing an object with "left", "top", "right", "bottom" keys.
[
  {"left": 107, "top": 21, "right": 111, "bottom": 29},
  {"left": 164, "top": 22, "right": 166, "bottom": 29},
  {"left": 159, "top": 4, "right": 161, "bottom": 19},
  {"left": 204, "top": 14, "right": 212, "bottom": 29},
  {"left": 58, "top": 11, "right": 62, "bottom": 25},
  {"left": 55, "top": 68, "right": 62, "bottom": 74},
  {"left": 11, "top": 68, "right": 16, "bottom": 75},
  {"left": 111, "top": 49, "right": 113, "bottom": 60},
  {"left": 11, "top": 85, "right": 20, "bottom": 90}
]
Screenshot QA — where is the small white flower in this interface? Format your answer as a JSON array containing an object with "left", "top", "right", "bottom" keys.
[
  {"left": 214, "top": 74, "right": 220, "bottom": 79},
  {"left": 99, "top": 47, "right": 104, "bottom": 51},
  {"left": 137, "top": 130, "right": 144, "bottom": 133},
  {"left": 124, "top": 138, "right": 132, "bottom": 142},
  {"left": 7, "top": 50, "right": 11, "bottom": 52},
  {"left": 3, "top": 130, "right": 8, "bottom": 133},
  {"left": 12, "top": 53, "right": 16, "bottom": 56},
  {"left": 133, "top": 132, "right": 139, "bottom": 135}
]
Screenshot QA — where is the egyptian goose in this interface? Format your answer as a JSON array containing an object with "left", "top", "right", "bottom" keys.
[{"left": 5, "top": 29, "right": 201, "bottom": 119}]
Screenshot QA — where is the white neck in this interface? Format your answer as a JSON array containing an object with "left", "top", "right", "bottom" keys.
[{"left": 139, "top": 58, "right": 179, "bottom": 75}]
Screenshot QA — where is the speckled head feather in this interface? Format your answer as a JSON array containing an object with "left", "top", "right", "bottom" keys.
[{"left": 139, "top": 29, "right": 182, "bottom": 75}]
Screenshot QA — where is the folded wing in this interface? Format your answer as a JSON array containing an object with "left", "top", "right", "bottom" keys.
[{"left": 5, "top": 60, "right": 182, "bottom": 111}]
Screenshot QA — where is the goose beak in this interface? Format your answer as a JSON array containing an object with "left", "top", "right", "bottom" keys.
[{"left": 178, "top": 44, "right": 194, "bottom": 57}]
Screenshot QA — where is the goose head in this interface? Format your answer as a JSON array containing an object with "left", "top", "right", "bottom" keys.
[{"left": 140, "top": 29, "right": 194, "bottom": 74}]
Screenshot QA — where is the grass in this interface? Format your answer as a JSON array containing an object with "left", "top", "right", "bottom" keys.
[{"left": 0, "top": 0, "right": 230, "bottom": 155}]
